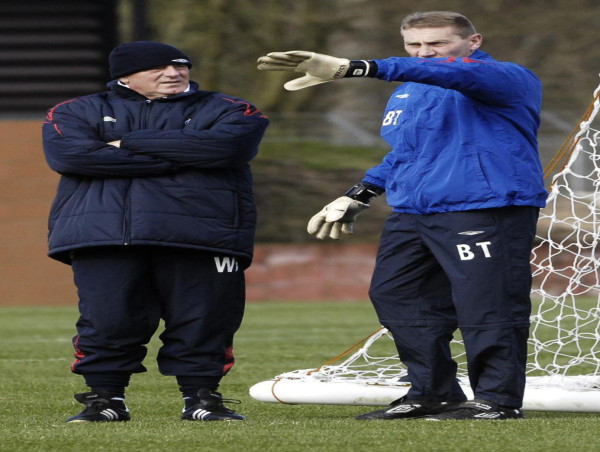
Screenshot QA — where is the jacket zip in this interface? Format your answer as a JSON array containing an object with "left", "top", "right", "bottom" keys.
[
  {"left": 122, "top": 181, "right": 132, "bottom": 245},
  {"left": 123, "top": 99, "right": 153, "bottom": 245}
]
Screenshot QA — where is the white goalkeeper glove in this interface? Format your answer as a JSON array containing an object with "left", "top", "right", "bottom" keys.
[
  {"left": 307, "top": 196, "right": 370, "bottom": 240},
  {"left": 257, "top": 51, "right": 350, "bottom": 91}
]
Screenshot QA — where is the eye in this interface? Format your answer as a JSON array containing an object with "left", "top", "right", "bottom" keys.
[{"left": 147, "top": 66, "right": 167, "bottom": 73}]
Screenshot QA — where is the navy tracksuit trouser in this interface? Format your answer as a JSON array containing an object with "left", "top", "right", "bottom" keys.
[
  {"left": 369, "top": 206, "right": 539, "bottom": 408},
  {"left": 70, "top": 246, "right": 246, "bottom": 385}
]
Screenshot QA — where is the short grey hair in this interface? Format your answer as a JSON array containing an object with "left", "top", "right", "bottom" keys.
[{"left": 401, "top": 11, "right": 477, "bottom": 38}]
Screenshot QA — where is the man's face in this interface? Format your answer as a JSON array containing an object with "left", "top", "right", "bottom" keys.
[
  {"left": 121, "top": 64, "right": 190, "bottom": 99},
  {"left": 401, "top": 26, "right": 482, "bottom": 58}
]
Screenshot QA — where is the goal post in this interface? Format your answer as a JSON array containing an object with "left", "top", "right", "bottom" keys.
[{"left": 250, "top": 81, "right": 600, "bottom": 412}]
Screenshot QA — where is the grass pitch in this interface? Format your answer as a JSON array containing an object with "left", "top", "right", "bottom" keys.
[{"left": 1, "top": 302, "right": 599, "bottom": 452}]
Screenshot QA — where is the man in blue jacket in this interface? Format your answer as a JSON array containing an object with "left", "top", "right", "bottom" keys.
[
  {"left": 43, "top": 41, "right": 269, "bottom": 422},
  {"left": 258, "top": 11, "right": 546, "bottom": 420}
]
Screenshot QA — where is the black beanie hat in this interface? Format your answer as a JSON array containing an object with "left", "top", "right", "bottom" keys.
[{"left": 109, "top": 41, "right": 192, "bottom": 79}]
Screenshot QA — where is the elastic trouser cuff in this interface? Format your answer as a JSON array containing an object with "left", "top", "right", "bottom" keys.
[
  {"left": 84, "top": 372, "right": 131, "bottom": 398},
  {"left": 177, "top": 375, "right": 221, "bottom": 397}
]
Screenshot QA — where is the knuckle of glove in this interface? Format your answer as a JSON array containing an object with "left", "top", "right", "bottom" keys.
[
  {"left": 324, "top": 197, "right": 355, "bottom": 222},
  {"left": 324, "top": 208, "right": 347, "bottom": 223},
  {"left": 299, "top": 53, "right": 349, "bottom": 79}
]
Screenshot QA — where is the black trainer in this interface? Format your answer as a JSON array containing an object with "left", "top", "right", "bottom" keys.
[
  {"left": 425, "top": 398, "right": 525, "bottom": 421},
  {"left": 356, "top": 396, "right": 451, "bottom": 420},
  {"left": 66, "top": 391, "right": 130, "bottom": 423},
  {"left": 181, "top": 388, "right": 245, "bottom": 421}
]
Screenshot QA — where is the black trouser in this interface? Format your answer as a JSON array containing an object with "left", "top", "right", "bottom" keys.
[
  {"left": 70, "top": 246, "right": 246, "bottom": 388},
  {"left": 369, "top": 207, "right": 539, "bottom": 407}
]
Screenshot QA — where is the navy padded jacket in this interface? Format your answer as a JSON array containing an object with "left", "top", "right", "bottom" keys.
[{"left": 42, "top": 81, "right": 269, "bottom": 267}]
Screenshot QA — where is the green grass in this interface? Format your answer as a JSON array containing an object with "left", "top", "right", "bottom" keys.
[{"left": 1, "top": 302, "right": 600, "bottom": 452}]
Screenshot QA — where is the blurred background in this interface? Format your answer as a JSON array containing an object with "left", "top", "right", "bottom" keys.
[{"left": 1, "top": 0, "right": 599, "bottom": 305}]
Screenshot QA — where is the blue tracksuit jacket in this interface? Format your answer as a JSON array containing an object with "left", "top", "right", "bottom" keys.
[{"left": 362, "top": 49, "right": 547, "bottom": 214}]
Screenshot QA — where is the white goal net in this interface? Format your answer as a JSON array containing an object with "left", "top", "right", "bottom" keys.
[{"left": 250, "top": 81, "right": 600, "bottom": 412}]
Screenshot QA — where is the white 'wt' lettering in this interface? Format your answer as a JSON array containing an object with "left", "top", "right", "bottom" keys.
[
  {"left": 456, "top": 241, "right": 492, "bottom": 261},
  {"left": 214, "top": 256, "right": 239, "bottom": 273}
]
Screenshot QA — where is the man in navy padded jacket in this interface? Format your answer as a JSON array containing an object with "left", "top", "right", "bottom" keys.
[
  {"left": 258, "top": 11, "right": 546, "bottom": 420},
  {"left": 43, "top": 41, "right": 268, "bottom": 422}
]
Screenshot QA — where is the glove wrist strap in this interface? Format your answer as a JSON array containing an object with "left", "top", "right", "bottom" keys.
[
  {"left": 345, "top": 183, "right": 384, "bottom": 203},
  {"left": 345, "top": 60, "right": 378, "bottom": 78}
]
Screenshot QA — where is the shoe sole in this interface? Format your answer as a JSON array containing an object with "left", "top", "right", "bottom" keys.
[
  {"left": 182, "top": 415, "right": 245, "bottom": 421},
  {"left": 66, "top": 419, "right": 129, "bottom": 423}
]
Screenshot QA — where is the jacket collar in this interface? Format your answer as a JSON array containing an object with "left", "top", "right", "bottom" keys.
[
  {"left": 470, "top": 49, "right": 495, "bottom": 62},
  {"left": 106, "top": 80, "right": 199, "bottom": 101}
]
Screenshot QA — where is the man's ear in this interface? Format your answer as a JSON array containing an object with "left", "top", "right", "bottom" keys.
[{"left": 469, "top": 33, "right": 483, "bottom": 53}]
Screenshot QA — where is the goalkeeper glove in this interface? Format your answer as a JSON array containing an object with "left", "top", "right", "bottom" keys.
[
  {"left": 307, "top": 196, "right": 369, "bottom": 240},
  {"left": 307, "top": 183, "right": 384, "bottom": 240},
  {"left": 257, "top": 51, "right": 376, "bottom": 91}
]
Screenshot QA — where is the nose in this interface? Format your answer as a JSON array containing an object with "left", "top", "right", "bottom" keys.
[{"left": 417, "top": 46, "right": 436, "bottom": 58}]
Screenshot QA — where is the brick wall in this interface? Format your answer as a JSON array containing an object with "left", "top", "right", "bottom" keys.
[{"left": 0, "top": 120, "right": 77, "bottom": 306}]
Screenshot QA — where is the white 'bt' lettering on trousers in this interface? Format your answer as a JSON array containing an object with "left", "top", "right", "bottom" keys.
[{"left": 456, "top": 241, "right": 492, "bottom": 261}]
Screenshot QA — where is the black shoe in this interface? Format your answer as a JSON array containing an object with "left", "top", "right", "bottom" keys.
[
  {"left": 425, "top": 398, "right": 525, "bottom": 421},
  {"left": 181, "top": 388, "right": 245, "bottom": 421},
  {"left": 356, "top": 396, "right": 451, "bottom": 420},
  {"left": 66, "top": 391, "right": 130, "bottom": 423}
]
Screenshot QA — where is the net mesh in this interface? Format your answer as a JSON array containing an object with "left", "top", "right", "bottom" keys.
[
  {"left": 528, "top": 81, "right": 600, "bottom": 384},
  {"left": 276, "top": 81, "right": 600, "bottom": 390}
]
